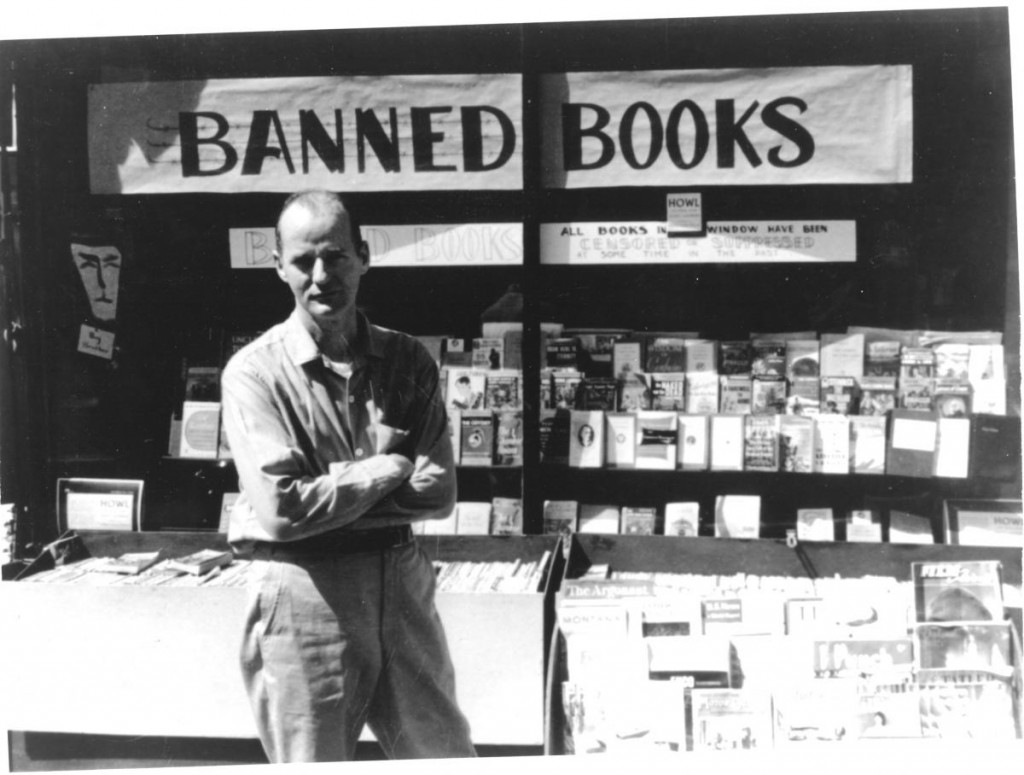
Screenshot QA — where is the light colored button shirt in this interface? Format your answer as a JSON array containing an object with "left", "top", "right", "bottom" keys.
[{"left": 221, "top": 310, "right": 456, "bottom": 548}]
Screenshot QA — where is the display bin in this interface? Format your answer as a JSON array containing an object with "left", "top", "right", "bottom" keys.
[
  {"left": 544, "top": 533, "right": 1023, "bottom": 754},
  {"left": 1, "top": 531, "right": 562, "bottom": 748}
]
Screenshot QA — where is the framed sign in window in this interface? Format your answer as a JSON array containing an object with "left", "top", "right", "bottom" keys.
[{"left": 56, "top": 478, "right": 144, "bottom": 532}]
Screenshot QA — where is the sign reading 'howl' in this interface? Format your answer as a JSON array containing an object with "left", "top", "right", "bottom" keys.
[{"left": 88, "top": 74, "right": 523, "bottom": 194}]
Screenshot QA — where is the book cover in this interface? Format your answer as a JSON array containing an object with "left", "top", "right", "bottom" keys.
[
  {"left": 933, "top": 343, "right": 970, "bottom": 380},
  {"left": 454, "top": 502, "right": 493, "bottom": 535},
  {"left": 900, "top": 346, "right": 936, "bottom": 380},
  {"left": 709, "top": 415, "right": 744, "bottom": 471},
  {"left": 577, "top": 504, "right": 621, "bottom": 534},
  {"left": 785, "top": 377, "right": 820, "bottom": 415},
  {"left": 743, "top": 414, "right": 780, "bottom": 472},
  {"left": 441, "top": 337, "right": 470, "bottom": 367},
  {"left": 795, "top": 508, "right": 834, "bottom": 541},
  {"left": 850, "top": 414, "right": 887, "bottom": 475},
  {"left": 845, "top": 510, "right": 883, "bottom": 542},
  {"left": 853, "top": 682, "right": 922, "bottom": 739},
  {"left": 564, "top": 328, "right": 631, "bottom": 376},
  {"left": 933, "top": 416, "right": 970, "bottom": 478},
  {"left": 773, "top": 680, "right": 859, "bottom": 744},
  {"left": 183, "top": 365, "right": 221, "bottom": 402},
  {"left": 494, "top": 409, "right": 523, "bottom": 466},
  {"left": 819, "top": 376, "right": 857, "bottom": 415},
  {"left": 501, "top": 327, "right": 523, "bottom": 371},
  {"left": 912, "top": 560, "right": 1004, "bottom": 622},
  {"left": 663, "top": 502, "right": 700, "bottom": 536},
  {"left": 539, "top": 408, "right": 571, "bottom": 465},
  {"left": 898, "top": 377, "right": 935, "bottom": 412},
  {"left": 650, "top": 372, "right": 687, "bottom": 410},
  {"left": 889, "top": 510, "right": 935, "bottom": 544},
  {"left": 969, "top": 413, "right": 1021, "bottom": 482},
  {"left": 779, "top": 414, "right": 815, "bottom": 473},
  {"left": 685, "top": 372, "right": 719, "bottom": 414},
  {"left": 551, "top": 370, "right": 584, "bottom": 409},
  {"left": 93, "top": 550, "right": 166, "bottom": 575},
  {"left": 167, "top": 548, "right": 233, "bottom": 576},
  {"left": 484, "top": 370, "right": 520, "bottom": 411},
  {"left": 812, "top": 414, "right": 851, "bottom": 474},
  {"left": 577, "top": 377, "right": 618, "bottom": 410},
  {"left": 179, "top": 401, "right": 221, "bottom": 459},
  {"left": 490, "top": 497, "right": 524, "bottom": 536},
  {"left": 812, "top": 639, "right": 915, "bottom": 679},
  {"left": 684, "top": 339, "right": 717, "bottom": 373},
  {"left": 612, "top": 340, "right": 644, "bottom": 381},
  {"left": 914, "top": 621, "right": 1012, "bottom": 673},
  {"left": 864, "top": 340, "right": 902, "bottom": 377},
  {"left": 719, "top": 375, "right": 752, "bottom": 414},
  {"left": 933, "top": 379, "right": 971, "bottom": 418},
  {"left": 967, "top": 343, "right": 1005, "bottom": 382},
  {"left": 691, "top": 689, "right": 773, "bottom": 751},
  {"left": 459, "top": 410, "right": 495, "bottom": 466},
  {"left": 714, "top": 495, "right": 761, "bottom": 538},
  {"left": 644, "top": 337, "right": 686, "bottom": 372},
  {"left": 719, "top": 341, "right": 752, "bottom": 375},
  {"left": 885, "top": 409, "right": 938, "bottom": 478},
  {"left": 620, "top": 506, "right": 657, "bottom": 535},
  {"left": 750, "top": 339, "right": 786, "bottom": 377},
  {"left": 646, "top": 635, "right": 732, "bottom": 686},
  {"left": 750, "top": 376, "right": 786, "bottom": 414},
  {"left": 819, "top": 332, "right": 865, "bottom": 378},
  {"left": 618, "top": 374, "right": 652, "bottom": 412},
  {"left": 943, "top": 499, "right": 1023, "bottom": 547},
  {"left": 543, "top": 500, "right": 578, "bottom": 534},
  {"left": 970, "top": 379, "right": 1007, "bottom": 416},
  {"left": 635, "top": 410, "right": 678, "bottom": 469},
  {"left": 545, "top": 337, "right": 579, "bottom": 369},
  {"left": 785, "top": 339, "right": 820, "bottom": 380},
  {"left": 677, "top": 413, "right": 710, "bottom": 471},
  {"left": 858, "top": 376, "right": 897, "bottom": 416},
  {"left": 569, "top": 410, "right": 605, "bottom": 468},
  {"left": 604, "top": 412, "right": 637, "bottom": 468},
  {"left": 446, "top": 368, "right": 486, "bottom": 411}
]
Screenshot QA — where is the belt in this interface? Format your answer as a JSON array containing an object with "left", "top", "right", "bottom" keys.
[{"left": 254, "top": 524, "right": 413, "bottom": 559}]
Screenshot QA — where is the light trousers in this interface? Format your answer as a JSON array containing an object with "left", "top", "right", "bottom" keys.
[{"left": 240, "top": 539, "right": 476, "bottom": 762}]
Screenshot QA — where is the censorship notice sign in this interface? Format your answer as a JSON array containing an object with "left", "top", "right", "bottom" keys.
[
  {"left": 540, "top": 66, "right": 912, "bottom": 188},
  {"left": 89, "top": 74, "right": 522, "bottom": 194},
  {"left": 229, "top": 223, "right": 522, "bottom": 269},
  {"left": 540, "top": 221, "right": 856, "bottom": 264}
]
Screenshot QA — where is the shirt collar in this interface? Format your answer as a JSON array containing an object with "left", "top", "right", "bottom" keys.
[{"left": 283, "top": 309, "right": 384, "bottom": 367}]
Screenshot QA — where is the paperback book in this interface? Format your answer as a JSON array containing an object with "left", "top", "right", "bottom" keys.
[
  {"left": 750, "top": 376, "right": 786, "bottom": 414},
  {"left": 691, "top": 689, "right": 773, "bottom": 751},
  {"left": 490, "top": 497, "right": 524, "bottom": 536},
  {"left": 644, "top": 337, "right": 687, "bottom": 372},
  {"left": 778, "top": 415, "right": 815, "bottom": 473},
  {"left": 714, "top": 495, "right": 761, "bottom": 539},
  {"left": 604, "top": 412, "right": 637, "bottom": 468},
  {"left": 455, "top": 502, "right": 493, "bottom": 535},
  {"left": 750, "top": 340, "right": 786, "bottom": 377},
  {"left": 650, "top": 372, "right": 687, "bottom": 410},
  {"left": 676, "top": 414, "right": 710, "bottom": 471},
  {"left": 785, "top": 339, "right": 820, "bottom": 380},
  {"left": 812, "top": 414, "right": 851, "bottom": 474},
  {"left": 684, "top": 372, "right": 719, "bottom": 414},
  {"left": 663, "top": 502, "right": 700, "bottom": 537},
  {"left": 569, "top": 410, "right": 605, "bottom": 468},
  {"left": 683, "top": 339, "right": 717, "bottom": 372},
  {"left": 577, "top": 504, "right": 621, "bottom": 534},
  {"left": 709, "top": 415, "right": 744, "bottom": 471},
  {"left": 912, "top": 560, "right": 1004, "bottom": 622},
  {"left": 543, "top": 500, "right": 578, "bottom": 534},
  {"left": 850, "top": 414, "right": 887, "bottom": 475},
  {"left": 167, "top": 548, "right": 233, "bottom": 576},
  {"left": 620, "top": 506, "right": 658, "bottom": 535},
  {"left": 494, "top": 410, "right": 523, "bottom": 466},
  {"left": 819, "top": 332, "right": 865, "bottom": 378},
  {"left": 635, "top": 411, "right": 678, "bottom": 469},
  {"left": 460, "top": 411, "right": 495, "bottom": 466},
  {"left": 743, "top": 414, "right": 780, "bottom": 472},
  {"left": 446, "top": 369, "right": 486, "bottom": 411},
  {"left": 718, "top": 341, "right": 752, "bottom": 375},
  {"left": 577, "top": 377, "right": 618, "bottom": 411},
  {"left": 819, "top": 376, "right": 857, "bottom": 415},
  {"left": 858, "top": 376, "right": 897, "bottom": 416},
  {"left": 484, "top": 370, "right": 521, "bottom": 411},
  {"left": 785, "top": 377, "right": 820, "bottom": 415},
  {"left": 719, "top": 375, "right": 752, "bottom": 414},
  {"left": 864, "top": 340, "right": 902, "bottom": 377}
]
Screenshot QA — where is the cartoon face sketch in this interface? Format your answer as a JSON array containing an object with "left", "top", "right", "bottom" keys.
[{"left": 71, "top": 243, "right": 122, "bottom": 321}]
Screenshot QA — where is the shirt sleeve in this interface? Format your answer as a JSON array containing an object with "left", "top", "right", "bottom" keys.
[
  {"left": 363, "top": 344, "right": 457, "bottom": 523},
  {"left": 221, "top": 363, "right": 414, "bottom": 542}
]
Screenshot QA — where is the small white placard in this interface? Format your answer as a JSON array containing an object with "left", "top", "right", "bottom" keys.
[
  {"left": 77, "top": 324, "right": 115, "bottom": 359},
  {"left": 541, "top": 221, "right": 856, "bottom": 264},
  {"left": 666, "top": 192, "right": 703, "bottom": 235},
  {"left": 891, "top": 417, "right": 938, "bottom": 452}
]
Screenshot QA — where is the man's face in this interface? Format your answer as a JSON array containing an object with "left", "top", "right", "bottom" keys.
[
  {"left": 275, "top": 204, "right": 369, "bottom": 326},
  {"left": 70, "top": 243, "right": 122, "bottom": 321}
]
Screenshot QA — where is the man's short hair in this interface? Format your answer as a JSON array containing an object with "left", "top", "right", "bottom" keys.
[{"left": 275, "top": 190, "right": 363, "bottom": 253}]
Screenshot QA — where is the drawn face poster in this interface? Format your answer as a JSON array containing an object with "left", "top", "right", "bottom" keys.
[{"left": 70, "top": 242, "right": 122, "bottom": 321}]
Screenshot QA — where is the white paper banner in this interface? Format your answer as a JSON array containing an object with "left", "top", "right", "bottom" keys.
[
  {"left": 229, "top": 223, "right": 523, "bottom": 269},
  {"left": 89, "top": 74, "right": 523, "bottom": 194},
  {"left": 541, "top": 221, "right": 855, "bottom": 264},
  {"left": 540, "top": 66, "right": 912, "bottom": 187}
]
